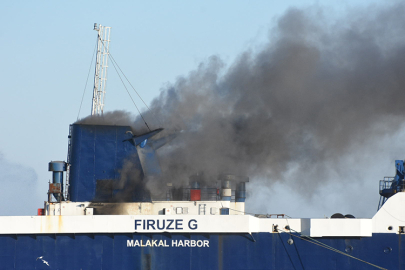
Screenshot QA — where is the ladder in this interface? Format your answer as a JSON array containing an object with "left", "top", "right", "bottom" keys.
[{"left": 91, "top": 23, "right": 111, "bottom": 116}]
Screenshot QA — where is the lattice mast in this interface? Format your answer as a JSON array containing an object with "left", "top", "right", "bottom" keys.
[{"left": 91, "top": 23, "right": 111, "bottom": 115}]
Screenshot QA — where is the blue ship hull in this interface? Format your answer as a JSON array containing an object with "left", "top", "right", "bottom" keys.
[{"left": 1, "top": 232, "right": 402, "bottom": 270}]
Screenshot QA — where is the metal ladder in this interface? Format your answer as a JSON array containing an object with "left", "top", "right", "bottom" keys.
[{"left": 64, "top": 125, "right": 73, "bottom": 201}]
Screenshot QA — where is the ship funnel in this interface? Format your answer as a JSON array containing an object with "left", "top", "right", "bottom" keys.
[
  {"left": 218, "top": 174, "right": 249, "bottom": 201},
  {"left": 189, "top": 173, "right": 204, "bottom": 201},
  {"left": 48, "top": 161, "right": 67, "bottom": 201},
  {"left": 236, "top": 182, "right": 246, "bottom": 202},
  {"left": 190, "top": 180, "right": 201, "bottom": 201}
]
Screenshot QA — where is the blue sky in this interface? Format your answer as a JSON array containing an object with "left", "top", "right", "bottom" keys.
[{"left": 0, "top": 0, "right": 395, "bottom": 216}]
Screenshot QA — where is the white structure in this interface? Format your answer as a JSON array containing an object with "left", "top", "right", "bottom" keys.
[
  {"left": 91, "top": 23, "right": 111, "bottom": 116},
  {"left": 44, "top": 200, "right": 246, "bottom": 217},
  {"left": 0, "top": 192, "right": 394, "bottom": 236}
]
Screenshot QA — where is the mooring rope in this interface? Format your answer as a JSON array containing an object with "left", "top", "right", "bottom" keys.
[{"left": 277, "top": 228, "right": 387, "bottom": 270}]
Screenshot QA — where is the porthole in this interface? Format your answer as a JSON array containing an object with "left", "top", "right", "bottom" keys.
[
  {"left": 388, "top": 226, "right": 393, "bottom": 231},
  {"left": 345, "top": 246, "right": 353, "bottom": 253}
]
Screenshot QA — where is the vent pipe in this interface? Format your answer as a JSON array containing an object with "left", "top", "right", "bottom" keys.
[
  {"left": 236, "top": 182, "right": 246, "bottom": 202},
  {"left": 48, "top": 161, "right": 67, "bottom": 201}
]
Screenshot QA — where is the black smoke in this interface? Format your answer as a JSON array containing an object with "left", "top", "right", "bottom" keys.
[
  {"left": 140, "top": 3, "right": 405, "bottom": 196},
  {"left": 76, "top": 3, "right": 405, "bottom": 215}
]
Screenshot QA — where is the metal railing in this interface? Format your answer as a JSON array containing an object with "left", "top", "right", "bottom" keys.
[
  {"left": 165, "top": 187, "right": 220, "bottom": 201},
  {"left": 378, "top": 176, "right": 405, "bottom": 210},
  {"left": 379, "top": 177, "right": 395, "bottom": 193},
  {"left": 379, "top": 177, "right": 405, "bottom": 193}
]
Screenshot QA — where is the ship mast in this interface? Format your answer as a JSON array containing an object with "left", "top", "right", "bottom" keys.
[{"left": 91, "top": 23, "right": 111, "bottom": 116}]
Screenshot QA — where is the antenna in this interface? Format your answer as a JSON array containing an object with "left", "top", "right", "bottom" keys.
[{"left": 91, "top": 23, "right": 111, "bottom": 116}]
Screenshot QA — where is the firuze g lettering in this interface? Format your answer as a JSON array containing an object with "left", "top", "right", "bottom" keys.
[{"left": 135, "top": 219, "right": 198, "bottom": 230}]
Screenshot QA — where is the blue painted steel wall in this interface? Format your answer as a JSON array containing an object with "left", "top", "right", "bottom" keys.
[
  {"left": 69, "top": 124, "right": 140, "bottom": 202},
  {"left": 0, "top": 232, "right": 403, "bottom": 270}
]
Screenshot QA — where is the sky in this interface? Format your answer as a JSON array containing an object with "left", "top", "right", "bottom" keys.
[{"left": 0, "top": 0, "right": 401, "bottom": 217}]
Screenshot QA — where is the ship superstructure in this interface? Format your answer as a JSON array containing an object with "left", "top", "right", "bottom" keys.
[{"left": 45, "top": 123, "right": 248, "bottom": 217}]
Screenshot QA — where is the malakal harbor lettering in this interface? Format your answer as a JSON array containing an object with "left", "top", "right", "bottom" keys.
[{"left": 127, "top": 239, "right": 210, "bottom": 247}]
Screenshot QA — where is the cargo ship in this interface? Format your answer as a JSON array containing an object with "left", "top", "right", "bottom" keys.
[
  {"left": 1, "top": 24, "right": 405, "bottom": 270},
  {"left": 1, "top": 121, "right": 405, "bottom": 270}
]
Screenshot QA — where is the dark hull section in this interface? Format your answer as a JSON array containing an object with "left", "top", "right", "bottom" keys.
[{"left": 0, "top": 233, "right": 403, "bottom": 270}]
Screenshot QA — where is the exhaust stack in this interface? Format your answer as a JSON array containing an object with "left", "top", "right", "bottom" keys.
[{"left": 48, "top": 161, "right": 67, "bottom": 201}]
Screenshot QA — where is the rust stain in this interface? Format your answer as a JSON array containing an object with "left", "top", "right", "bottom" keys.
[
  {"left": 46, "top": 215, "right": 53, "bottom": 233},
  {"left": 39, "top": 215, "right": 43, "bottom": 234},
  {"left": 58, "top": 215, "right": 63, "bottom": 233},
  {"left": 48, "top": 183, "right": 61, "bottom": 193},
  {"left": 43, "top": 215, "right": 63, "bottom": 233}
]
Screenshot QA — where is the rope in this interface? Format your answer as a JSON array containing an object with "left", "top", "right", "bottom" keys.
[
  {"left": 109, "top": 54, "right": 150, "bottom": 109},
  {"left": 109, "top": 58, "right": 151, "bottom": 131},
  {"left": 195, "top": 203, "right": 386, "bottom": 269},
  {"left": 96, "top": 37, "right": 160, "bottom": 131},
  {"left": 228, "top": 207, "right": 261, "bottom": 216},
  {"left": 381, "top": 206, "right": 405, "bottom": 222},
  {"left": 77, "top": 40, "right": 97, "bottom": 120},
  {"left": 285, "top": 219, "right": 306, "bottom": 270},
  {"left": 96, "top": 36, "right": 151, "bottom": 131},
  {"left": 107, "top": 53, "right": 164, "bottom": 128},
  {"left": 277, "top": 232, "right": 298, "bottom": 270},
  {"left": 277, "top": 228, "right": 387, "bottom": 270}
]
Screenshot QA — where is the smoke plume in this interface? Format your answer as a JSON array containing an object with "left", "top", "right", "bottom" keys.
[
  {"left": 77, "top": 3, "right": 405, "bottom": 216},
  {"left": 77, "top": 111, "right": 135, "bottom": 127},
  {"left": 139, "top": 3, "right": 405, "bottom": 198}
]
